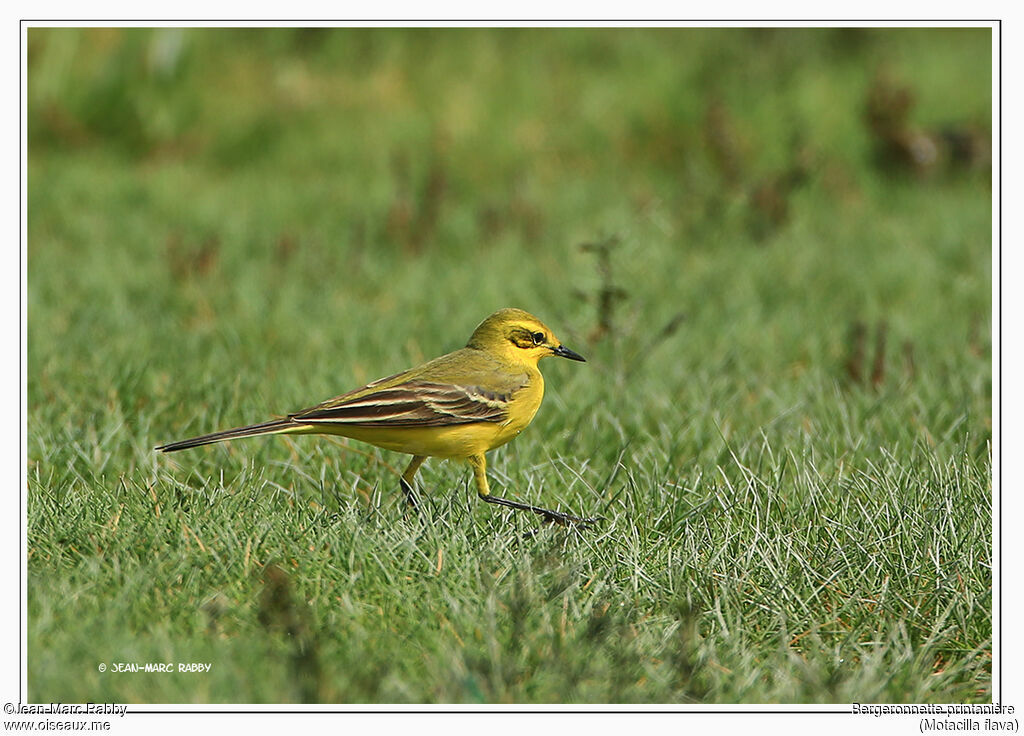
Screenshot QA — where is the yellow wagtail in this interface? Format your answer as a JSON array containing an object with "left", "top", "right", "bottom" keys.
[{"left": 157, "top": 308, "right": 600, "bottom": 527}]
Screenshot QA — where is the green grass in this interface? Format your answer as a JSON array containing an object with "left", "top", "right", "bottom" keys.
[{"left": 26, "top": 27, "right": 992, "bottom": 704}]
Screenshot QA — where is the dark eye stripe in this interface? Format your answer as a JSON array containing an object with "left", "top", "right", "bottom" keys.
[{"left": 509, "top": 328, "right": 542, "bottom": 349}]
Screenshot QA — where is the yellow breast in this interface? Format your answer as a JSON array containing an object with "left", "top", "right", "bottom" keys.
[{"left": 494, "top": 369, "right": 544, "bottom": 447}]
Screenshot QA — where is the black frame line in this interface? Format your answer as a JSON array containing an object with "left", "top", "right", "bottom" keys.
[
  {"left": 18, "top": 18, "right": 21, "bottom": 708},
  {"left": 131, "top": 709, "right": 851, "bottom": 714},
  {"left": 16, "top": 17, "right": 1003, "bottom": 716},
  {"left": 17, "top": 19, "right": 1005, "bottom": 23},
  {"left": 18, "top": 17, "right": 22, "bottom": 708},
  {"left": 996, "top": 18, "right": 1002, "bottom": 708}
]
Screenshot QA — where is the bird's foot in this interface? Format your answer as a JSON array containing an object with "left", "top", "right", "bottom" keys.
[
  {"left": 537, "top": 508, "right": 604, "bottom": 529},
  {"left": 483, "top": 493, "right": 603, "bottom": 530}
]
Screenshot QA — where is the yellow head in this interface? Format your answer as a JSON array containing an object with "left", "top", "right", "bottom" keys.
[{"left": 466, "top": 308, "right": 586, "bottom": 367}]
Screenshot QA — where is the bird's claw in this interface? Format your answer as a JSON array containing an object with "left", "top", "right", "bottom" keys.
[{"left": 539, "top": 509, "right": 604, "bottom": 529}]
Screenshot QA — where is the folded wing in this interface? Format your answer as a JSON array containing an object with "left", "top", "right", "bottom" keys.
[{"left": 292, "top": 381, "right": 517, "bottom": 427}]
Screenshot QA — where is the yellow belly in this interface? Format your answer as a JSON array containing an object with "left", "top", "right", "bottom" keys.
[{"left": 320, "top": 423, "right": 512, "bottom": 458}]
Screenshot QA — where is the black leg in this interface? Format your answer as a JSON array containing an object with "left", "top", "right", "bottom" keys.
[
  {"left": 399, "top": 477, "right": 420, "bottom": 511},
  {"left": 398, "top": 455, "right": 427, "bottom": 518},
  {"left": 467, "top": 453, "right": 601, "bottom": 530}
]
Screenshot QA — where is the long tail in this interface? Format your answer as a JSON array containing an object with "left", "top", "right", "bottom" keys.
[{"left": 156, "top": 418, "right": 299, "bottom": 452}]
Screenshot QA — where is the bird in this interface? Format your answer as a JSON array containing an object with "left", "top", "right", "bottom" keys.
[{"left": 157, "top": 308, "right": 601, "bottom": 527}]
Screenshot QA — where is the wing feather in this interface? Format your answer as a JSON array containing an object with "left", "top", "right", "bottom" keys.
[{"left": 292, "top": 381, "right": 517, "bottom": 427}]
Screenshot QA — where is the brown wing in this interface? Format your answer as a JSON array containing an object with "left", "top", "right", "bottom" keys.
[{"left": 291, "top": 381, "right": 518, "bottom": 428}]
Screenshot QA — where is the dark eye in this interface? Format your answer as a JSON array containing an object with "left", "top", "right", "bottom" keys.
[{"left": 532, "top": 331, "right": 545, "bottom": 345}]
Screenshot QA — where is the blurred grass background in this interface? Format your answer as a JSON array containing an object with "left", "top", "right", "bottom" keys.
[{"left": 27, "top": 27, "right": 992, "bottom": 704}]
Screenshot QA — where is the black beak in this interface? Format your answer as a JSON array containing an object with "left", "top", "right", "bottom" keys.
[{"left": 553, "top": 344, "right": 586, "bottom": 362}]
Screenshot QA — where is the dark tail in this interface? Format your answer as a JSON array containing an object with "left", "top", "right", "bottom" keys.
[{"left": 156, "top": 418, "right": 297, "bottom": 452}]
